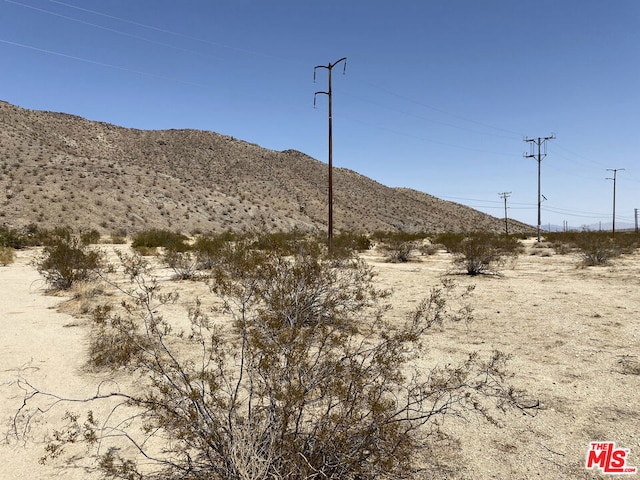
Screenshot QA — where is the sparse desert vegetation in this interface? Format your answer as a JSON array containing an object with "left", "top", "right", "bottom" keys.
[
  {"left": 11, "top": 233, "right": 536, "bottom": 479},
  {"left": 0, "top": 93, "right": 637, "bottom": 480},
  {"left": 2, "top": 231, "right": 639, "bottom": 479},
  {"left": 35, "top": 229, "right": 105, "bottom": 291},
  {"left": 0, "top": 100, "right": 535, "bottom": 235}
]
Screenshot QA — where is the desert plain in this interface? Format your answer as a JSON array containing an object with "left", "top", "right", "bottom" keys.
[{"left": 1, "top": 239, "right": 639, "bottom": 479}]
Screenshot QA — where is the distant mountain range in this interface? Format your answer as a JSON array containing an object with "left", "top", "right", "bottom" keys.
[{"left": 0, "top": 100, "right": 534, "bottom": 235}]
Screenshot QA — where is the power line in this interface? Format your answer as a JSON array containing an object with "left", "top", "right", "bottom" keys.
[
  {"left": 337, "top": 113, "right": 517, "bottom": 156},
  {"left": 11, "top": 0, "right": 539, "bottom": 147},
  {"left": 0, "top": 38, "right": 206, "bottom": 87},
  {"left": 350, "top": 75, "right": 524, "bottom": 139},
  {"left": 338, "top": 88, "right": 520, "bottom": 140},
  {"left": 44, "top": 0, "right": 284, "bottom": 61}
]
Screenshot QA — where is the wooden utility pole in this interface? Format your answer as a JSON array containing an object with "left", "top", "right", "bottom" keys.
[
  {"left": 314, "top": 57, "right": 347, "bottom": 252},
  {"left": 499, "top": 192, "right": 511, "bottom": 234},
  {"left": 606, "top": 168, "right": 624, "bottom": 238}
]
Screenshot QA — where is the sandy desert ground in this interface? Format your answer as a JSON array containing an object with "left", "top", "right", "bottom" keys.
[{"left": 1, "top": 241, "right": 639, "bottom": 479}]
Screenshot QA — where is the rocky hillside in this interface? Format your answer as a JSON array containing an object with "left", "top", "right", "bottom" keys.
[{"left": 0, "top": 100, "right": 533, "bottom": 235}]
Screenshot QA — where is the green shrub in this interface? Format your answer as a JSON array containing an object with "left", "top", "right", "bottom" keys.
[
  {"left": 332, "top": 231, "right": 371, "bottom": 251},
  {"left": 612, "top": 232, "right": 640, "bottom": 254},
  {"left": 131, "top": 229, "right": 189, "bottom": 252},
  {"left": 432, "top": 232, "right": 466, "bottom": 253},
  {"left": 371, "top": 230, "right": 428, "bottom": 244},
  {"left": 0, "top": 226, "right": 27, "bottom": 249},
  {"left": 80, "top": 229, "right": 101, "bottom": 245},
  {"left": 0, "top": 224, "right": 59, "bottom": 248},
  {"left": 36, "top": 235, "right": 104, "bottom": 290},
  {"left": 546, "top": 231, "right": 637, "bottom": 262},
  {"left": 191, "top": 234, "right": 235, "bottom": 269},
  {"left": 250, "top": 230, "right": 310, "bottom": 255},
  {"left": 109, "top": 234, "right": 127, "bottom": 245}
]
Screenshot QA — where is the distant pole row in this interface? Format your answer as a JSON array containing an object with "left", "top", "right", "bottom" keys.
[{"left": 311, "top": 61, "right": 630, "bottom": 244}]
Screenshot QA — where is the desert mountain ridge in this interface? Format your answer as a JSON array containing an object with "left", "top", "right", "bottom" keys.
[{"left": 0, "top": 100, "right": 534, "bottom": 236}]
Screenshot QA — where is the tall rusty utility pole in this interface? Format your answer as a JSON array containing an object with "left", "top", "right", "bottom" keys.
[
  {"left": 606, "top": 168, "right": 624, "bottom": 238},
  {"left": 524, "top": 134, "right": 555, "bottom": 242},
  {"left": 314, "top": 57, "right": 346, "bottom": 252},
  {"left": 499, "top": 191, "right": 511, "bottom": 234}
]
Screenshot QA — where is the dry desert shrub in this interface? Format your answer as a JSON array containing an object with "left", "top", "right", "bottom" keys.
[
  {"left": 380, "top": 239, "right": 416, "bottom": 262},
  {"left": 373, "top": 232, "right": 428, "bottom": 263},
  {"left": 419, "top": 242, "right": 440, "bottom": 256},
  {"left": 79, "top": 228, "right": 101, "bottom": 245},
  {"left": 15, "top": 239, "right": 536, "bottom": 479},
  {"left": 561, "top": 232, "right": 623, "bottom": 266},
  {"left": 546, "top": 231, "right": 638, "bottom": 265},
  {"left": 0, "top": 246, "right": 15, "bottom": 265},
  {"left": 450, "top": 233, "right": 523, "bottom": 276},
  {"left": 58, "top": 280, "right": 106, "bottom": 317},
  {"left": 163, "top": 248, "right": 200, "bottom": 280},
  {"left": 36, "top": 231, "right": 105, "bottom": 290}
]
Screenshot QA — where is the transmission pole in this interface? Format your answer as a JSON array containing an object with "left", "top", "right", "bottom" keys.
[
  {"left": 524, "top": 134, "right": 555, "bottom": 242},
  {"left": 606, "top": 168, "right": 624, "bottom": 238},
  {"left": 499, "top": 192, "right": 511, "bottom": 234},
  {"left": 314, "top": 57, "right": 347, "bottom": 252},
  {"left": 635, "top": 208, "right": 638, "bottom": 234}
]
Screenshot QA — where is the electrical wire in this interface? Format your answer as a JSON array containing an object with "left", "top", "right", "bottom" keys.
[{"left": 0, "top": 38, "right": 207, "bottom": 87}]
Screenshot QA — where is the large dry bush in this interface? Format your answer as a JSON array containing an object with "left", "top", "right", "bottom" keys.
[
  {"left": 13, "top": 239, "right": 535, "bottom": 479},
  {"left": 450, "top": 233, "right": 523, "bottom": 275},
  {"left": 574, "top": 232, "right": 620, "bottom": 266}
]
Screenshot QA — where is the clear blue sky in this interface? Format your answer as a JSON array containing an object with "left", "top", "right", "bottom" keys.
[{"left": 1, "top": 0, "right": 638, "bottom": 229}]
